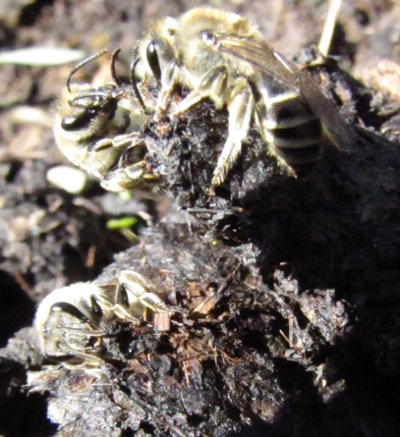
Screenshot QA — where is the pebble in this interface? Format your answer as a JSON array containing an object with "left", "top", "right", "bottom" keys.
[{"left": 47, "top": 165, "right": 87, "bottom": 194}]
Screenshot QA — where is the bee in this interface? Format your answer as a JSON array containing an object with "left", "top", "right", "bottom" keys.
[
  {"left": 35, "top": 270, "right": 171, "bottom": 369},
  {"left": 136, "top": 7, "right": 351, "bottom": 186},
  {"left": 54, "top": 49, "right": 158, "bottom": 192}
]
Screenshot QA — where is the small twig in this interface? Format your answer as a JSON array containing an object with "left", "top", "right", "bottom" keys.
[{"left": 318, "top": 0, "right": 343, "bottom": 57}]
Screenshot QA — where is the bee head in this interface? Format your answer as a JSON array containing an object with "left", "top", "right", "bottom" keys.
[{"left": 61, "top": 86, "right": 121, "bottom": 132}]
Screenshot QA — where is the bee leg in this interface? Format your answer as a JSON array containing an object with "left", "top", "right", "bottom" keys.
[
  {"left": 59, "top": 348, "right": 107, "bottom": 371},
  {"left": 157, "top": 64, "right": 179, "bottom": 113},
  {"left": 101, "top": 162, "right": 159, "bottom": 192},
  {"left": 131, "top": 291, "right": 171, "bottom": 326},
  {"left": 89, "top": 138, "right": 114, "bottom": 153},
  {"left": 100, "top": 168, "right": 138, "bottom": 192},
  {"left": 109, "top": 280, "right": 141, "bottom": 324},
  {"left": 114, "top": 270, "right": 170, "bottom": 322},
  {"left": 55, "top": 328, "right": 106, "bottom": 369},
  {"left": 112, "top": 303, "right": 142, "bottom": 324},
  {"left": 90, "top": 293, "right": 114, "bottom": 320},
  {"left": 112, "top": 271, "right": 153, "bottom": 323},
  {"left": 171, "top": 65, "right": 228, "bottom": 116},
  {"left": 138, "top": 291, "right": 168, "bottom": 313},
  {"left": 118, "top": 270, "right": 151, "bottom": 294},
  {"left": 212, "top": 78, "right": 254, "bottom": 186},
  {"left": 84, "top": 138, "right": 121, "bottom": 177},
  {"left": 99, "top": 135, "right": 152, "bottom": 191},
  {"left": 102, "top": 163, "right": 147, "bottom": 192},
  {"left": 120, "top": 270, "right": 168, "bottom": 310},
  {"left": 57, "top": 133, "right": 115, "bottom": 176},
  {"left": 111, "top": 132, "right": 141, "bottom": 149}
]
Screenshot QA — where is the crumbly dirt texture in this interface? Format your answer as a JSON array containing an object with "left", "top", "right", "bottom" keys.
[{"left": 1, "top": 1, "right": 400, "bottom": 436}]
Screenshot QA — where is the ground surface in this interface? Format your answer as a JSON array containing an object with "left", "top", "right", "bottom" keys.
[{"left": 1, "top": 0, "right": 400, "bottom": 436}]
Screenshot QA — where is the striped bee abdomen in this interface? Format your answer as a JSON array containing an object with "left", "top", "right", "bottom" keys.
[{"left": 259, "top": 83, "right": 323, "bottom": 175}]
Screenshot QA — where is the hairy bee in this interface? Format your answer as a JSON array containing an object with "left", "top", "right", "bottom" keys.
[
  {"left": 54, "top": 49, "right": 158, "bottom": 192},
  {"left": 35, "top": 270, "right": 170, "bottom": 369},
  {"left": 136, "top": 7, "right": 350, "bottom": 186}
]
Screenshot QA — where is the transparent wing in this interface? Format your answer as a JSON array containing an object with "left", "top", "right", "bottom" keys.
[{"left": 207, "top": 32, "right": 351, "bottom": 146}]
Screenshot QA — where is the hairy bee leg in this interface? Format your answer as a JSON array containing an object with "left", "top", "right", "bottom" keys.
[
  {"left": 111, "top": 132, "right": 140, "bottom": 148},
  {"left": 138, "top": 292, "right": 168, "bottom": 312},
  {"left": 120, "top": 271, "right": 167, "bottom": 308},
  {"left": 212, "top": 79, "right": 254, "bottom": 186},
  {"left": 112, "top": 275, "right": 145, "bottom": 323},
  {"left": 113, "top": 296, "right": 167, "bottom": 323},
  {"left": 112, "top": 303, "right": 142, "bottom": 324},
  {"left": 124, "top": 162, "right": 147, "bottom": 179},
  {"left": 171, "top": 65, "right": 228, "bottom": 116},
  {"left": 81, "top": 134, "right": 143, "bottom": 184},
  {"left": 114, "top": 270, "right": 170, "bottom": 322},
  {"left": 54, "top": 327, "right": 106, "bottom": 368},
  {"left": 157, "top": 64, "right": 179, "bottom": 113},
  {"left": 58, "top": 347, "right": 106, "bottom": 369},
  {"left": 82, "top": 138, "right": 121, "bottom": 177},
  {"left": 101, "top": 163, "right": 147, "bottom": 192},
  {"left": 90, "top": 293, "right": 115, "bottom": 320},
  {"left": 119, "top": 270, "right": 151, "bottom": 292},
  {"left": 120, "top": 270, "right": 168, "bottom": 310},
  {"left": 101, "top": 161, "right": 159, "bottom": 192},
  {"left": 103, "top": 133, "right": 150, "bottom": 187},
  {"left": 112, "top": 290, "right": 165, "bottom": 323}
]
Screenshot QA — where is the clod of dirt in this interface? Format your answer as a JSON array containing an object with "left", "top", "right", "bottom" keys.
[{"left": 26, "top": 224, "right": 356, "bottom": 436}]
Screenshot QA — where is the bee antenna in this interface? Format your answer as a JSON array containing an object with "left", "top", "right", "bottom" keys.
[
  {"left": 129, "top": 49, "right": 151, "bottom": 115},
  {"left": 67, "top": 48, "right": 109, "bottom": 93},
  {"left": 110, "top": 48, "right": 122, "bottom": 87}
]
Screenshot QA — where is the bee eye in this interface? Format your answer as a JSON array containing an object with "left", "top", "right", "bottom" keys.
[
  {"left": 146, "top": 41, "right": 162, "bottom": 82},
  {"left": 61, "top": 111, "right": 94, "bottom": 130}
]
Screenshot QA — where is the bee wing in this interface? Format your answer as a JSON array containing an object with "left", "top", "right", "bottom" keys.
[{"left": 211, "top": 34, "right": 351, "bottom": 146}]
